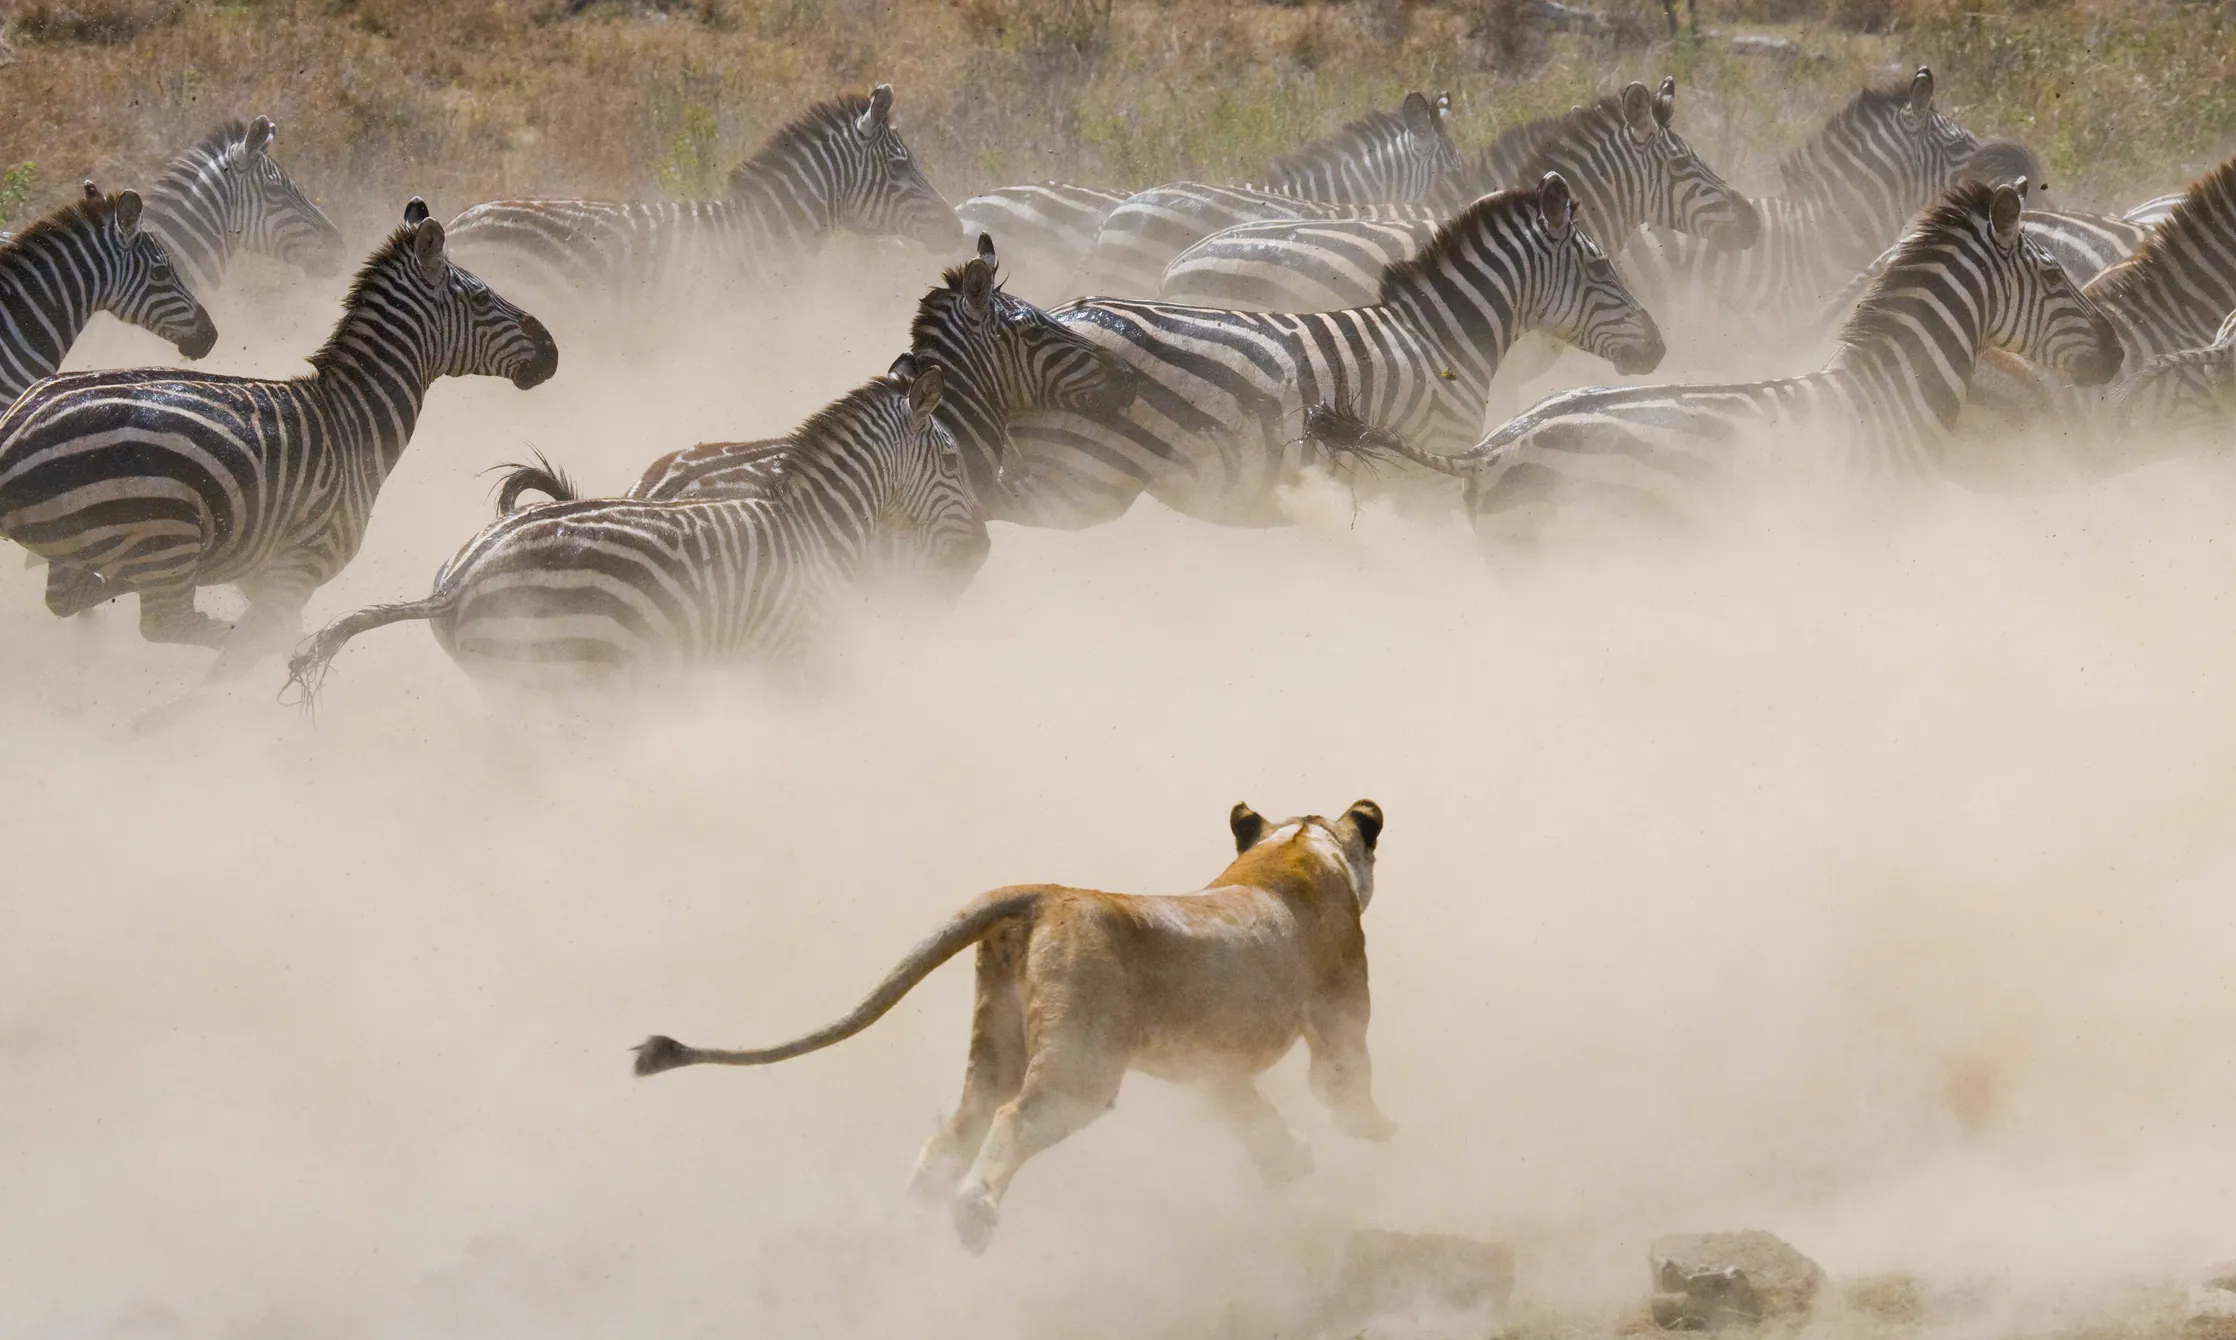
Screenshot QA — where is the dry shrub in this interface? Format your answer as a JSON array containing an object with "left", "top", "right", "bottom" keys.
[{"left": 10, "top": 0, "right": 175, "bottom": 45}]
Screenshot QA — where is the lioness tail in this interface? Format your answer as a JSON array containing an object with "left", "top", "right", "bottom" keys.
[{"left": 634, "top": 888, "right": 1046, "bottom": 1076}]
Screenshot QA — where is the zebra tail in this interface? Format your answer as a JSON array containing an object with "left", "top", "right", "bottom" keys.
[
  {"left": 633, "top": 887, "right": 1050, "bottom": 1076},
  {"left": 1301, "top": 398, "right": 1470, "bottom": 476},
  {"left": 283, "top": 588, "right": 462, "bottom": 710},
  {"left": 492, "top": 451, "right": 581, "bottom": 514}
]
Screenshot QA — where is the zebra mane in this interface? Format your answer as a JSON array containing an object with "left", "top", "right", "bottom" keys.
[
  {"left": 911, "top": 255, "right": 1008, "bottom": 345},
  {"left": 2084, "top": 155, "right": 2236, "bottom": 311},
  {"left": 1272, "top": 105, "right": 1439, "bottom": 180},
  {"left": 0, "top": 192, "right": 118, "bottom": 256},
  {"left": 1835, "top": 179, "right": 2001, "bottom": 350},
  {"left": 783, "top": 373, "right": 909, "bottom": 476},
  {"left": 1469, "top": 91, "right": 1624, "bottom": 186},
  {"left": 176, "top": 119, "right": 256, "bottom": 162},
  {"left": 1778, "top": 80, "right": 1947, "bottom": 192},
  {"left": 1377, "top": 185, "right": 1539, "bottom": 302},
  {"left": 306, "top": 226, "right": 416, "bottom": 375},
  {"left": 726, "top": 94, "right": 879, "bottom": 197}
]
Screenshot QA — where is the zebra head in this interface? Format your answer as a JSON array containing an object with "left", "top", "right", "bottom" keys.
[
  {"left": 831, "top": 85, "right": 963, "bottom": 252},
  {"left": 876, "top": 355, "right": 990, "bottom": 598},
  {"left": 391, "top": 198, "right": 560, "bottom": 389},
  {"left": 911, "top": 234, "right": 1139, "bottom": 495},
  {"left": 1623, "top": 78, "right": 1760, "bottom": 251},
  {"left": 219, "top": 116, "right": 347, "bottom": 278},
  {"left": 1276, "top": 90, "right": 1464, "bottom": 207},
  {"left": 1958, "top": 140, "right": 2049, "bottom": 201},
  {"left": 1524, "top": 173, "right": 1666, "bottom": 376},
  {"left": 1780, "top": 67, "right": 1981, "bottom": 263},
  {"left": 1973, "top": 182, "right": 2122, "bottom": 387},
  {"left": 82, "top": 183, "right": 218, "bottom": 361}
]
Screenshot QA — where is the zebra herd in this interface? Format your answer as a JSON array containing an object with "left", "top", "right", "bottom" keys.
[{"left": 0, "top": 72, "right": 2230, "bottom": 706}]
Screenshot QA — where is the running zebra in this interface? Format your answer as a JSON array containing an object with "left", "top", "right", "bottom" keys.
[
  {"left": 500, "top": 234, "right": 1133, "bottom": 510},
  {"left": 0, "top": 184, "right": 216, "bottom": 403},
  {"left": 446, "top": 86, "right": 960, "bottom": 300},
  {"left": 2108, "top": 310, "right": 2236, "bottom": 443},
  {"left": 1327, "top": 181, "right": 2121, "bottom": 541},
  {"left": 0, "top": 200, "right": 558, "bottom": 676},
  {"left": 141, "top": 117, "right": 346, "bottom": 295},
  {"left": 285, "top": 357, "right": 978, "bottom": 697},
  {"left": 959, "top": 92, "right": 1455, "bottom": 300},
  {"left": 1073, "top": 91, "right": 1463, "bottom": 296},
  {"left": 1625, "top": 67, "right": 1981, "bottom": 357},
  {"left": 996, "top": 172, "right": 1665, "bottom": 529},
  {"left": 1160, "top": 78, "right": 1759, "bottom": 311}
]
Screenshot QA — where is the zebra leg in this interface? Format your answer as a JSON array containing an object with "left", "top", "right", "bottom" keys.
[
  {"left": 44, "top": 562, "right": 113, "bottom": 618},
  {"left": 133, "top": 578, "right": 232, "bottom": 649},
  {"left": 205, "top": 570, "right": 319, "bottom": 683}
]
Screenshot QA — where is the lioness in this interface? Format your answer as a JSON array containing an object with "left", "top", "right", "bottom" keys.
[{"left": 635, "top": 798, "right": 1394, "bottom": 1251}]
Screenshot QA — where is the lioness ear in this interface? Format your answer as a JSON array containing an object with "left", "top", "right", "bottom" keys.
[
  {"left": 1345, "top": 800, "right": 1384, "bottom": 852},
  {"left": 1230, "top": 802, "right": 1267, "bottom": 853}
]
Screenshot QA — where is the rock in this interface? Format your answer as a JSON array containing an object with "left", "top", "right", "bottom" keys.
[
  {"left": 1520, "top": 0, "right": 1610, "bottom": 34},
  {"left": 1649, "top": 1231, "right": 1824, "bottom": 1329},
  {"left": 1727, "top": 34, "right": 1802, "bottom": 57},
  {"left": 2188, "top": 1262, "right": 2236, "bottom": 1328},
  {"left": 1336, "top": 1229, "right": 1517, "bottom": 1321}
]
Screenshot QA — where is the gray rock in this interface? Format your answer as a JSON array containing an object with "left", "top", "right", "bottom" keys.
[
  {"left": 1336, "top": 1229, "right": 1517, "bottom": 1321},
  {"left": 1649, "top": 1231, "right": 1824, "bottom": 1329},
  {"left": 1728, "top": 34, "right": 1802, "bottom": 57}
]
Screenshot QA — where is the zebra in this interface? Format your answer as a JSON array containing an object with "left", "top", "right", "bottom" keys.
[
  {"left": 1072, "top": 91, "right": 1463, "bottom": 296},
  {"left": 1324, "top": 181, "right": 2121, "bottom": 542},
  {"left": 1624, "top": 67, "right": 1981, "bottom": 358},
  {"left": 958, "top": 92, "right": 1455, "bottom": 300},
  {"left": 499, "top": 233, "right": 1134, "bottom": 511},
  {"left": 1158, "top": 77, "right": 1759, "bottom": 311},
  {"left": 445, "top": 86, "right": 960, "bottom": 301},
  {"left": 995, "top": 172, "right": 1665, "bottom": 529},
  {"left": 0, "top": 199, "right": 558, "bottom": 678},
  {"left": 141, "top": 116, "right": 347, "bottom": 296},
  {"left": 284, "top": 356, "right": 979, "bottom": 697},
  {"left": 0, "top": 183, "right": 216, "bottom": 404},
  {"left": 2107, "top": 309, "right": 2236, "bottom": 444}
]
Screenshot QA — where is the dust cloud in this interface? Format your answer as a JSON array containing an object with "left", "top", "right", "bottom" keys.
[{"left": 2, "top": 238, "right": 2233, "bottom": 1340}]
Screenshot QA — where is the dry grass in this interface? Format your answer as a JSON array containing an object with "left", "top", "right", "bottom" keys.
[{"left": 0, "top": 0, "right": 2230, "bottom": 230}]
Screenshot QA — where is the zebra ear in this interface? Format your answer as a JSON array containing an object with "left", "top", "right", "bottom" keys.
[
  {"left": 1908, "top": 67, "right": 1936, "bottom": 119},
  {"left": 960, "top": 257, "right": 995, "bottom": 320},
  {"left": 1401, "top": 92, "right": 1437, "bottom": 139},
  {"left": 1537, "top": 172, "right": 1575, "bottom": 240},
  {"left": 1436, "top": 91, "right": 1453, "bottom": 126},
  {"left": 83, "top": 179, "right": 102, "bottom": 201},
  {"left": 888, "top": 352, "right": 919, "bottom": 383},
  {"left": 1654, "top": 76, "right": 1676, "bottom": 128},
  {"left": 907, "top": 361, "right": 944, "bottom": 421},
  {"left": 977, "top": 231, "right": 997, "bottom": 267},
  {"left": 412, "top": 217, "right": 448, "bottom": 278},
  {"left": 860, "top": 84, "right": 894, "bottom": 135},
  {"left": 1230, "top": 802, "right": 1267, "bottom": 853},
  {"left": 1990, "top": 183, "right": 2025, "bottom": 250},
  {"left": 113, "top": 190, "right": 142, "bottom": 239},
  {"left": 1620, "top": 82, "right": 1656, "bottom": 140},
  {"left": 404, "top": 197, "right": 430, "bottom": 225},
  {"left": 246, "top": 116, "right": 275, "bottom": 157}
]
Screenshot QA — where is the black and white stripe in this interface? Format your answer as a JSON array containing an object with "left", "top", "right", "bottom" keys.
[
  {"left": 1161, "top": 78, "right": 1759, "bottom": 311},
  {"left": 141, "top": 117, "right": 346, "bottom": 296},
  {"left": 446, "top": 87, "right": 960, "bottom": 299},
  {"left": 2108, "top": 309, "right": 2236, "bottom": 442},
  {"left": 1625, "top": 67, "right": 1981, "bottom": 352},
  {"left": 1264, "top": 91, "right": 1460, "bottom": 204},
  {"left": 1347, "top": 182, "right": 2120, "bottom": 539},
  {"left": 286, "top": 357, "right": 979, "bottom": 696},
  {"left": 0, "top": 184, "right": 216, "bottom": 404},
  {"left": 0, "top": 200, "right": 558, "bottom": 675},
  {"left": 954, "top": 183, "right": 1132, "bottom": 296},
  {"left": 997, "top": 173, "right": 1665, "bottom": 528}
]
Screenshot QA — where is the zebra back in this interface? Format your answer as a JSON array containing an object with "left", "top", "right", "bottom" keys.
[
  {"left": 2111, "top": 328, "right": 2236, "bottom": 441},
  {"left": 2083, "top": 155, "right": 2236, "bottom": 360},
  {"left": 726, "top": 85, "right": 959, "bottom": 253},
  {"left": 1267, "top": 92, "right": 1461, "bottom": 205},
  {"left": 143, "top": 117, "right": 346, "bottom": 294},
  {"left": 0, "top": 185, "right": 216, "bottom": 402},
  {"left": 1468, "top": 78, "right": 1758, "bottom": 251}
]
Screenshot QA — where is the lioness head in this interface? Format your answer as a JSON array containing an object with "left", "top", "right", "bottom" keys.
[{"left": 1229, "top": 799, "right": 1384, "bottom": 908}]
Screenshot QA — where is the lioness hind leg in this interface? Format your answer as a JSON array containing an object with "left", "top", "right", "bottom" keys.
[
  {"left": 908, "top": 930, "right": 1028, "bottom": 1204},
  {"left": 1207, "top": 1077, "right": 1313, "bottom": 1185},
  {"left": 953, "top": 1054, "right": 1124, "bottom": 1254}
]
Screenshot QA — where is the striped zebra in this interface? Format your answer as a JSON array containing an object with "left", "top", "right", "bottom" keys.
[
  {"left": 1073, "top": 91, "right": 1463, "bottom": 296},
  {"left": 1326, "top": 181, "right": 2121, "bottom": 540},
  {"left": 446, "top": 86, "right": 960, "bottom": 301},
  {"left": 959, "top": 92, "right": 1455, "bottom": 300},
  {"left": 1159, "top": 78, "right": 1759, "bottom": 311},
  {"left": 1625, "top": 67, "right": 1981, "bottom": 356},
  {"left": 0, "top": 184, "right": 216, "bottom": 404},
  {"left": 141, "top": 117, "right": 346, "bottom": 295},
  {"left": 285, "top": 357, "right": 978, "bottom": 697},
  {"left": 500, "top": 234, "right": 1133, "bottom": 511},
  {"left": 996, "top": 172, "right": 1665, "bottom": 529},
  {"left": 0, "top": 200, "right": 558, "bottom": 676},
  {"left": 2108, "top": 309, "right": 2236, "bottom": 443}
]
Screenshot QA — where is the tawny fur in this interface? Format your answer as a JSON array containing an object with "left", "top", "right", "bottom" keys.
[{"left": 635, "top": 798, "right": 1392, "bottom": 1252}]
